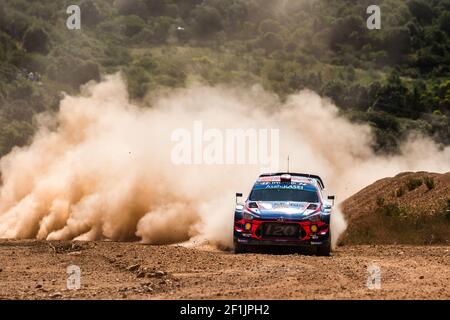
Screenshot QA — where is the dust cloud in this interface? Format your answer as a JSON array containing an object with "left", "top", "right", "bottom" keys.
[{"left": 0, "top": 74, "right": 448, "bottom": 249}]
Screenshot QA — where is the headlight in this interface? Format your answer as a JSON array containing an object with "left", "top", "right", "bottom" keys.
[
  {"left": 304, "top": 203, "right": 320, "bottom": 216},
  {"left": 308, "top": 213, "right": 321, "bottom": 222},
  {"left": 243, "top": 211, "right": 254, "bottom": 220}
]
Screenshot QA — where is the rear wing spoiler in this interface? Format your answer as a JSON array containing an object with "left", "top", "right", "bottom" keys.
[{"left": 259, "top": 172, "right": 325, "bottom": 190}]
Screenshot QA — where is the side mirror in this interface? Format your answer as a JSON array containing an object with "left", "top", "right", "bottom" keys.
[
  {"left": 327, "top": 195, "right": 335, "bottom": 205},
  {"left": 235, "top": 193, "right": 243, "bottom": 204}
]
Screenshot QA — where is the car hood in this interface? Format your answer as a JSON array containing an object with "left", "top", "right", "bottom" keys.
[{"left": 246, "top": 201, "right": 317, "bottom": 219}]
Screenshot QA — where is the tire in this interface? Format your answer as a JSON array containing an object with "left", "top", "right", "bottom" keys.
[
  {"left": 233, "top": 241, "right": 247, "bottom": 254},
  {"left": 316, "top": 242, "right": 331, "bottom": 256}
]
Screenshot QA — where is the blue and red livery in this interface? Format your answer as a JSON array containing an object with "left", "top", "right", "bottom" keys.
[{"left": 233, "top": 172, "right": 335, "bottom": 255}]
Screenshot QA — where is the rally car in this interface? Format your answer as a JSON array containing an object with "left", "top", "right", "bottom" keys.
[{"left": 233, "top": 172, "right": 334, "bottom": 256}]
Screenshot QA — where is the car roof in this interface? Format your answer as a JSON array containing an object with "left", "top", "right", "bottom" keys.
[{"left": 258, "top": 172, "right": 325, "bottom": 189}]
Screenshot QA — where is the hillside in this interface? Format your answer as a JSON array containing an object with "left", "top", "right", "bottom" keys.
[
  {"left": 0, "top": 0, "right": 450, "bottom": 157},
  {"left": 342, "top": 171, "right": 450, "bottom": 245}
]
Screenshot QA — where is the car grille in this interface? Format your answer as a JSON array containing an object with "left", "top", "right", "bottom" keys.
[{"left": 261, "top": 223, "right": 300, "bottom": 238}]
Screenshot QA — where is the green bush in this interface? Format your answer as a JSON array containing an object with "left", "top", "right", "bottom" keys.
[
  {"left": 122, "top": 15, "right": 145, "bottom": 38},
  {"left": 165, "top": 4, "right": 179, "bottom": 18},
  {"left": 396, "top": 186, "right": 406, "bottom": 197},
  {"left": 0, "top": 120, "right": 35, "bottom": 155},
  {"left": 4, "top": 11, "right": 31, "bottom": 40},
  {"left": 125, "top": 65, "right": 150, "bottom": 99},
  {"left": 377, "top": 203, "right": 405, "bottom": 218},
  {"left": 406, "top": 178, "right": 423, "bottom": 191},
  {"left": 18, "top": 53, "right": 48, "bottom": 73},
  {"left": 116, "top": 0, "right": 146, "bottom": 17},
  {"left": 376, "top": 196, "right": 385, "bottom": 207},
  {"left": 47, "top": 56, "right": 100, "bottom": 88},
  {"left": 80, "top": 0, "right": 102, "bottom": 27},
  {"left": 424, "top": 177, "right": 435, "bottom": 190},
  {"left": 0, "top": 2, "right": 5, "bottom": 30},
  {"left": 72, "top": 61, "right": 101, "bottom": 87},
  {"left": 7, "top": 79, "right": 33, "bottom": 100},
  {"left": 258, "top": 19, "right": 282, "bottom": 34},
  {"left": 143, "top": 0, "right": 167, "bottom": 16},
  {"left": 258, "top": 32, "right": 283, "bottom": 54},
  {"left": 407, "top": 0, "right": 434, "bottom": 24},
  {"left": 192, "top": 5, "right": 223, "bottom": 37},
  {"left": 22, "top": 26, "right": 49, "bottom": 54}
]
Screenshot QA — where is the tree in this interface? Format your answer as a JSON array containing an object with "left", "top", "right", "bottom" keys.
[
  {"left": 192, "top": 5, "right": 223, "bottom": 36},
  {"left": 80, "top": 0, "right": 101, "bottom": 26},
  {"left": 284, "top": 41, "right": 297, "bottom": 53},
  {"left": 407, "top": 0, "right": 434, "bottom": 25},
  {"left": 259, "top": 32, "right": 283, "bottom": 54},
  {"left": 165, "top": 4, "right": 179, "bottom": 18},
  {"left": 152, "top": 16, "right": 172, "bottom": 43},
  {"left": 372, "top": 72, "right": 411, "bottom": 117},
  {"left": 321, "top": 80, "right": 346, "bottom": 107},
  {"left": 329, "top": 16, "right": 366, "bottom": 50},
  {"left": 143, "top": 0, "right": 166, "bottom": 16},
  {"left": 48, "top": 55, "right": 100, "bottom": 88},
  {"left": 175, "top": 0, "right": 203, "bottom": 18},
  {"left": 0, "top": 32, "right": 15, "bottom": 62},
  {"left": 125, "top": 65, "right": 150, "bottom": 99},
  {"left": 384, "top": 27, "right": 411, "bottom": 62},
  {"left": 116, "top": 0, "right": 146, "bottom": 18},
  {"left": 0, "top": 2, "right": 5, "bottom": 31},
  {"left": 22, "top": 26, "right": 49, "bottom": 54},
  {"left": 122, "top": 15, "right": 145, "bottom": 37},
  {"left": 438, "top": 0, "right": 450, "bottom": 11},
  {"left": 258, "top": 19, "right": 282, "bottom": 34},
  {"left": 2, "top": 99, "right": 34, "bottom": 122},
  {"left": 416, "top": 48, "right": 440, "bottom": 73},
  {"left": 0, "top": 120, "right": 35, "bottom": 156},
  {"left": 227, "top": 1, "right": 247, "bottom": 31},
  {"left": 437, "top": 80, "right": 450, "bottom": 110},
  {"left": 439, "top": 11, "right": 450, "bottom": 35},
  {"left": 72, "top": 61, "right": 100, "bottom": 87},
  {"left": 4, "top": 11, "right": 31, "bottom": 40}
]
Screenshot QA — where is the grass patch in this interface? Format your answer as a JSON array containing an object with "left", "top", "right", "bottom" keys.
[
  {"left": 376, "top": 203, "right": 408, "bottom": 219},
  {"left": 395, "top": 186, "right": 405, "bottom": 197},
  {"left": 376, "top": 196, "right": 385, "bottom": 206},
  {"left": 424, "top": 176, "right": 435, "bottom": 190},
  {"left": 406, "top": 178, "right": 423, "bottom": 191}
]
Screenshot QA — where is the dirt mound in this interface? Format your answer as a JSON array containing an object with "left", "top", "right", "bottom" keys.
[{"left": 341, "top": 172, "right": 450, "bottom": 245}]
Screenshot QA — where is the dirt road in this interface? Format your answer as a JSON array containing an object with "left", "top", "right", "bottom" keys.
[{"left": 0, "top": 240, "right": 448, "bottom": 299}]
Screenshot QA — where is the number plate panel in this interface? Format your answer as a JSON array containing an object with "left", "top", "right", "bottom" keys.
[{"left": 263, "top": 223, "right": 300, "bottom": 238}]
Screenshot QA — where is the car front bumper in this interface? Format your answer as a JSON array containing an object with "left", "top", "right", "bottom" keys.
[
  {"left": 233, "top": 218, "right": 330, "bottom": 247},
  {"left": 234, "top": 237, "right": 330, "bottom": 247}
]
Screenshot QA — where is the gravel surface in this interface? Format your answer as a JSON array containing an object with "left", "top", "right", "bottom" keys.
[{"left": 0, "top": 240, "right": 448, "bottom": 299}]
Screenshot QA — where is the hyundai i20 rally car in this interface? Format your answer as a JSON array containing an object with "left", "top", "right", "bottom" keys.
[{"left": 234, "top": 173, "right": 335, "bottom": 256}]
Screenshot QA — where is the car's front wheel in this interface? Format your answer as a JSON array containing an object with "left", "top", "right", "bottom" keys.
[
  {"left": 233, "top": 241, "right": 248, "bottom": 254},
  {"left": 316, "top": 242, "right": 331, "bottom": 256}
]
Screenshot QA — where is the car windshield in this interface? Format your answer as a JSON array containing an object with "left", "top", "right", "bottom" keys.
[{"left": 249, "top": 188, "right": 319, "bottom": 202}]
